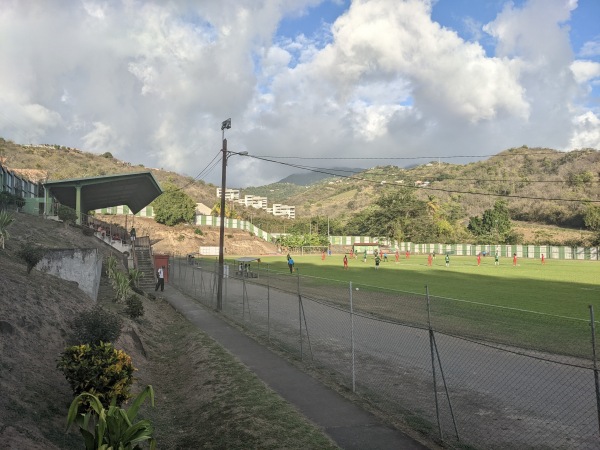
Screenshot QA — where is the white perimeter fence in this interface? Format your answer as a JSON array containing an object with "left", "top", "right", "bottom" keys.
[{"left": 169, "top": 256, "right": 600, "bottom": 449}]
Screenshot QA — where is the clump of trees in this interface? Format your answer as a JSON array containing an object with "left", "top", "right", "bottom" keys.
[
  {"left": 468, "top": 200, "right": 521, "bottom": 244},
  {"left": 152, "top": 183, "right": 196, "bottom": 226}
]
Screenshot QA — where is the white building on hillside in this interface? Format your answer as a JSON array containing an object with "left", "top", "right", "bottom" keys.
[
  {"left": 270, "top": 203, "right": 296, "bottom": 219},
  {"left": 216, "top": 188, "right": 240, "bottom": 200},
  {"left": 239, "top": 195, "right": 268, "bottom": 210}
]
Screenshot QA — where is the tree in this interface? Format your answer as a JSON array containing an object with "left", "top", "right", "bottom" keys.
[
  {"left": 344, "top": 189, "right": 435, "bottom": 243},
  {"left": 584, "top": 204, "right": 600, "bottom": 245},
  {"left": 468, "top": 200, "right": 515, "bottom": 243},
  {"left": 152, "top": 184, "right": 196, "bottom": 226}
]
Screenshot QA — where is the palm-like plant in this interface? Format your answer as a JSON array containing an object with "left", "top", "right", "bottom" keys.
[
  {"left": 128, "top": 268, "right": 144, "bottom": 288},
  {"left": 66, "top": 385, "right": 156, "bottom": 450},
  {"left": 0, "top": 211, "right": 14, "bottom": 249}
]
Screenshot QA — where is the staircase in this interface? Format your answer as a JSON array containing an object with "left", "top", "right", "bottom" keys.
[{"left": 134, "top": 245, "right": 156, "bottom": 292}]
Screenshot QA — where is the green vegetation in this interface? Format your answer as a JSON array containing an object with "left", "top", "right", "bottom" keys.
[
  {"left": 125, "top": 294, "right": 144, "bottom": 319},
  {"left": 57, "top": 342, "right": 135, "bottom": 408},
  {"left": 16, "top": 242, "right": 46, "bottom": 273},
  {"left": 58, "top": 205, "right": 78, "bottom": 224},
  {"left": 69, "top": 305, "right": 123, "bottom": 345},
  {"left": 468, "top": 200, "right": 519, "bottom": 243},
  {"left": 66, "top": 385, "right": 156, "bottom": 450},
  {"left": 0, "top": 210, "right": 14, "bottom": 249},
  {"left": 152, "top": 183, "right": 196, "bottom": 226}
]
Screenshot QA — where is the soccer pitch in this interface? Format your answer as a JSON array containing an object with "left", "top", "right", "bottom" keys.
[
  {"left": 254, "top": 253, "right": 599, "bottom": 319},
  {"left": 225, "top": 253, "right": 599, "bottom": 357}
]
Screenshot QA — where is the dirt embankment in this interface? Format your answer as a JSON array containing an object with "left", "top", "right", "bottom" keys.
[{"left": 96, "top": 215, "right": 279, "bottom": 256}]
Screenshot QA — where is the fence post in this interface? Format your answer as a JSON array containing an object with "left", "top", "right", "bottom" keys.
[
  {"left": 298, "top": 270, "right": 303, "bottom": 359},
  {"left": 426, "top": 285, "right": 443, "bottom": 441},
  {"left": 267, "top": 263, "right": 270, "bottom": 342},
  {"left": 589, "top": 305, "right": 600, "bottom": 435},
  {"left": 350, "top": 281, "right": 356, "bottom": 393}
]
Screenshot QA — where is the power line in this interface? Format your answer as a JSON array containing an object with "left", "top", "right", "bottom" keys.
[
  {"left": 244, "top": 154, "right": 600, "bottom": 204},
  {"left": 253, "top": 151, "right": 574, "bottom": 160}
]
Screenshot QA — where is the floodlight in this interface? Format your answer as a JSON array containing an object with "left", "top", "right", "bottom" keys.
[{"left": 221, "top": 118, "right": 231, "bottom": 130}]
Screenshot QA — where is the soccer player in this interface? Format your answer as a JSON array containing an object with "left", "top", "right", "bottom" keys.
[
  {"left": 374, "top": 255, "right": 381, "bottom": 270},
  {"left": 343, "top": 254, "right": 348, "bottom": 270},
  {"left": 395, "top": 250, "right": 399, "bottom": 262},
  {"left": 322, "top": 250, "right": 326, "bottom": 261},
  {"left": 494, "top": 252, "right": 499, "bottom": 266},
  {"left": 427, "top": 253, "right": 433, "bottom": 266},
  {"left": 513, "top": 253, "right": 517, "bottom": 266},
  {"left": 445, "top": 253, "right": 450, "bottom": 267},
  {"left": 541, "top": 254, "right": 545, "bottom": 265},
  {"left": 477, "top": 253, "right": 481, "bottom": 266}
]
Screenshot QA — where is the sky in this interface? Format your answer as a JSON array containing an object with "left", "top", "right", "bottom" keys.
[{"left": 0, "top": 0, "right": 599, "bottom": 188}]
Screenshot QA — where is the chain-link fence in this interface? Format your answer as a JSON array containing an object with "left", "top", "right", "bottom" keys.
[{"left": 169, "top": 256, "right": 600, "bottom": 449}]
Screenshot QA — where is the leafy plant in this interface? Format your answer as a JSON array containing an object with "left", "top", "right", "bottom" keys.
[
  {"left": 128, "top": 268, "right": 144, "bottom": 288},
  {"left": 194, "top": 228, "right": 203, "bottom": 235},
  {"left": 58, "top": 205, "right": 78, "bottom": 224},
  {"left": 113, "top": 271, "right": 131, "bottom": 303},
  {"left": 66, "top": 386, "right": 156, "bottom": 450},
  {"left": 106, "top": 255, "right": 118, "bottom": 279},
  {"left": 57, "top": 342, "right": 135, "bottom": 408},
  {"left": 17, "top": 242, "right": 46, "bottom": 273},
  {"left": 0, "top": 210, "right": 14, "bottom": 249},
  {"left": 125, "top": 295, "right": 144, "bottom": 319},
  {"left": 69, "top": 305, "right": 122, "bottom": 345}
]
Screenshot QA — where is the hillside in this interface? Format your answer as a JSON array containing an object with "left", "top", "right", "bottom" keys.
[
  {"left": 0, "top": 212, "right": 334, "bottom": 449},
  {"left": 2, "top": 137, "right": 598, "bottom": 235}
]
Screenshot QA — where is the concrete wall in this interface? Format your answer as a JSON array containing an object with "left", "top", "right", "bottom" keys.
[{"left": 36, "top": 248, "right": 103, "bottom": 301}]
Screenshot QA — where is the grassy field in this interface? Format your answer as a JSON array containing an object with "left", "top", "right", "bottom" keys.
[{"left": 218, "top": 253, "right": 600, "bottom": 358}]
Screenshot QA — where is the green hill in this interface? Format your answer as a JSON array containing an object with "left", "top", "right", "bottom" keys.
[{"left": 2, "top": 138, "right": 598, "bottom": 240}]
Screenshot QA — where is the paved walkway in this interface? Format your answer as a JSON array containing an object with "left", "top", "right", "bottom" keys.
[{"left": 159, "top": 286, "right": 432, "bottom": 450}]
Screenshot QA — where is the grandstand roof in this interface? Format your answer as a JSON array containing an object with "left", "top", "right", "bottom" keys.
[{"left": 44, "top": 172, "right": 162, "bottom": 215}]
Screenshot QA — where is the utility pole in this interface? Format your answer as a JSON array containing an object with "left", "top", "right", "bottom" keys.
[{"left": 217, "top": 119, "right": 231, "bottom": 311}]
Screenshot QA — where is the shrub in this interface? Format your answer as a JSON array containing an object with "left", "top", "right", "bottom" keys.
[
  {"left": 0, "top": 211, "right": 14, "bottom": 249},
  {"left": 69, "top": 305, "right": 122, "bottom": 345},
  {"left": 66, "top": 385, "right": 156, "bottom": 450},
  {"left": 101, "top": 152, "right": 113, "bottom": 159},
  {"left": 125, "top": 295, "right": 144, "bottom": 319},
  {"left": 128, "top": 268, "right": 144, "bottom": 288},
  {"left": 17, "top": 242, "right": 46, "bottom": 274},
  {"left": 194, "top": 228, "right": 203, "bottom": 235},
  {"left": 113, "top": 270, "right": 131, "bottom": 302},
  {"left": 58, "top": 205, "right": 78, "bottom": 224},
  {"left": 57, "top": 342, "right": 135, "bottom": 408}
]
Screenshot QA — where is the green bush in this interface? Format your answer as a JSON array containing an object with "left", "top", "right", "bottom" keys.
[
  {"left": 58, "top": 205, "right": 78, "bottom": 224},
  {"left": 125, "top": 295, "right": 144, "bottom": 319},
  {"left": 70, "top": 305, "right": 122, "bottom": 345},
  {"left": 17, "top": 242, "right": 46, "bottom": 274},
  {"left": 57, "top": 342, "right": 135, "bottom": 408},
  {"left": 194, "top": 228, "right": 203, "bottom": 235}
]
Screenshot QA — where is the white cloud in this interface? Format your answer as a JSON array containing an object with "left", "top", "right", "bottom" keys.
[
  {"left": 0, "top": 0, "right": 597, "bottom": 188},
  {"left": 569, "top": 112, "right": 600, "bottom": 149},
  {"left": 579, "top": 39, "right": 600, "bottom": 57},
  {"left": 570, "top": 60, "right": 600, "bottom": 84}
]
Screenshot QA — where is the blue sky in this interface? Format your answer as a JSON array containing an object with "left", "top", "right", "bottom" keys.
[{"left": 0, "top": 0, "right": 598, "bottom": 187}]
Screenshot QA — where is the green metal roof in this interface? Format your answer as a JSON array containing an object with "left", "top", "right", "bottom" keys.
[{"left": 44, "top": 171, "right": 163, "bottom": 214}]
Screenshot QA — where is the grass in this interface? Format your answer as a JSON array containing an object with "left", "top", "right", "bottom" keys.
[
  {"left": 137, "top": 296, "right": 339, "bottom": 450},
  {"left": 212, "top": 253, "right": 600, "bottom": 358}
]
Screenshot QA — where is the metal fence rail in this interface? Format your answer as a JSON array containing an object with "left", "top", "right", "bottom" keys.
[{"left": 169, "top": 256, "right": 600, "bottom": 449}]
